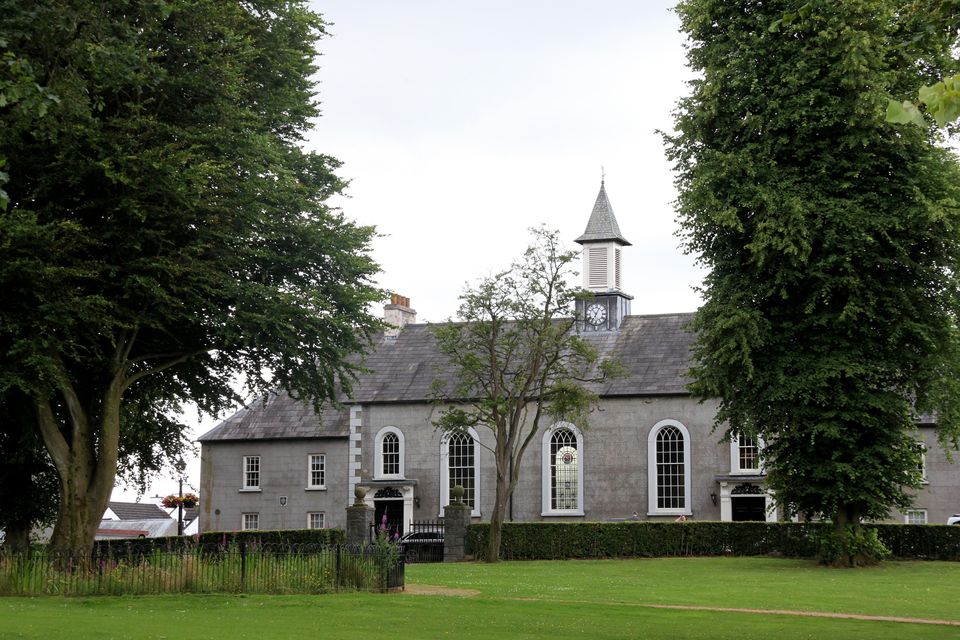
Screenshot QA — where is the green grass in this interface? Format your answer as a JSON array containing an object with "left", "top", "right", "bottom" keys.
[
  {"left": 2, "top": 558, "right": 959, "bottom": 640},
  {"left": 409, "top": 556, "right": 960, "bottom": 621}
]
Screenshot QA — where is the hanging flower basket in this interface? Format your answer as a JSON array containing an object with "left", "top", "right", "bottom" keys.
[{"left": 162, "top": 493, "right": 199, "bottom": 509}]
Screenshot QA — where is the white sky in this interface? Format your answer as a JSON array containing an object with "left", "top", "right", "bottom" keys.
[{"left": 112, "top": 0, "right": 705, "bottom": 504}]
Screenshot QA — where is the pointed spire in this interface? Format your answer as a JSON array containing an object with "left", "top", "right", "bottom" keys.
[{"left": 574, "top": 179, "right": 631, "bottom": 246}]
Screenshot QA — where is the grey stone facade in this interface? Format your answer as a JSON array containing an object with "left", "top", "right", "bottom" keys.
[{"left": 197, "top": 182, "right": 960, "bottom": 533}]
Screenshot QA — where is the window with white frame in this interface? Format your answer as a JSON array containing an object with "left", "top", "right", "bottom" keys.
[
  {"left": 307, "top": 454, "right": 325, "bottom": 489},
  {"left": 307, "top": 512, "right": 325, "bottom": 529},
  {"left": 541, "top": 423, "right": 584, "bottom": 516},
  {"left": 242, "top": 455, "right": 260, "bottom": 490},
  {"left": 374, "top": 426, "right": 405, "bottom": 479},
  {"left": 647, "top": 419, "right": 692, "bottom": 515},
  {"left": 730, "top": 432, "right": 762, "bottom": 474},
  {"left": 905, "top": 509, "right": 927, "bottom": 525},
  {"left": 440, "top": 429, "right": 480, "bottom": 516},
  {"left": 242, "top": 513, "right": 259, "bottom": 530}
]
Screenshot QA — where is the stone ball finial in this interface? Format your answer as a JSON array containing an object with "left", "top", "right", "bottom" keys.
[
  {"left": 451, "top": 484, "right": 465, "bottom": 502},
  {"left": 354, "top": 486, "right": 367, "bottom": 505}
]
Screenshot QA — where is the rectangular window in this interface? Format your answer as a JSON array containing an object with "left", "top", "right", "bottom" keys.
[
  {"left": 243, "top": 456, "right": 260, "bottom": 490},
  {"left": 308, "top": 454, "right": 325, "bottom": 489},
  {"left": 738, "top": 434, "right": 760, "bottom": 472},
  {"left": 905, "top": 509, "right": 927, "bottom": 525},
  {"left": 307, "top": 512, "right": 325, "bottom": 529},
  {"left": 242, "top": 513, "right": 259, "bottom": 530}
]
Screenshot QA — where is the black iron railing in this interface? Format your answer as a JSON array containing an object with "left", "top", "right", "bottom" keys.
[{"left": 0, "top": 543, "right": 403, "bottom": 596}]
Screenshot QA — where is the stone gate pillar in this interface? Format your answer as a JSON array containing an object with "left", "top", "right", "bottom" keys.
[
  {"left": 346, "top": 487, "right": 374, "bottom": 546},
  {"left": 443, "top": 485, "right": 471, "bottom": 562}
]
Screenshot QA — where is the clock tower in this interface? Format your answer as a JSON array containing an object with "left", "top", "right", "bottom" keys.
[{"left": 574, "top": 179, "right": 632, "bottom": 332}]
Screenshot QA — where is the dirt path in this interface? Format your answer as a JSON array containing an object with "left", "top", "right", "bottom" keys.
[{"left": 403, "top": 585, "right": 960, "bottom": 627}]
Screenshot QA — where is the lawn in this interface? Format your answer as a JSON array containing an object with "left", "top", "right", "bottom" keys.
[{"left": 1, "top": 558, "right": 958, "bottom": 640}]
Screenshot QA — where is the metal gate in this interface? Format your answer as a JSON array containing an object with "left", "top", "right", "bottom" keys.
[{"left": 401, "top": 520, "right": 445, "bottom": 563}]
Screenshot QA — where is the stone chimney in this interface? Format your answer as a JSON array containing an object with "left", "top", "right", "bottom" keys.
[{"left": 384, "top": 293, "right": 416, "bottom": 338}]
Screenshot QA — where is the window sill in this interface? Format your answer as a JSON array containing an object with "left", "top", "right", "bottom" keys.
[
  {"left": 541, "top": 510, "right": 585, "bottom": 517},
  {"left": 647, "top": 509, "right": 692, "bottom": 517},
  {"left": 238, "top": 488, "right": 262, "bottom": 493},
  {"left": 304, "top": 487, "right": 327, "bottom": 491}
]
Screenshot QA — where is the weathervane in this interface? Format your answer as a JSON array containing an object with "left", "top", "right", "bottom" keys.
[{"left": 601, "top": 165, "right": 605, "bottom": 185}]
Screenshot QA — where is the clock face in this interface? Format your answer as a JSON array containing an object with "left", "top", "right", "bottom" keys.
[{"left": 586, "top": 303, "right": 607, "bottom": 326}]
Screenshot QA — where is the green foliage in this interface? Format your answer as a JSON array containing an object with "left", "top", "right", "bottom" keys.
[
  {"left": 0, "top": 0, "right": 382, "bottom": 553},
  {"left": 815, "top": 525, "right": 890, "bottom": 566},
  {"left": 195, "top": 528, "right": 345, "bottom": 548},
  {"left": 883, "top": 1, "right": 960, "bottom": 127},
  {"left": 667, "top": 0, "right": 960, "bottom": 532},
  {"left": 466, "top": 521, "right": 960, "bottom": 562}
]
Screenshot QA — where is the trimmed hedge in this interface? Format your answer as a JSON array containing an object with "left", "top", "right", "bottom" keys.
[
  {"left": 197, "top": 528, "right": 345, "bottom": 547},
  {"left": 94, "top": 528, "right": 345, "bottom": 556},
  {"left": 465, "top": 521, "right": 960, "bottom": 561}
]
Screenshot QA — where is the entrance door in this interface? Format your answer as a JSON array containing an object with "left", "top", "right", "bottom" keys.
[
  {"left": 374, "top": 500, "right": 404, "bottom": 539},
  {"left": 732, "top": 496, "right": 766, "bottom": 521}
]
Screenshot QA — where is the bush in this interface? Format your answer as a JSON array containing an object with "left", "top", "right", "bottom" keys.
[
  {"left": 93, "top": 528, "right": 345, "bottom": 558},
  {"left": 197, "top": 528, "right": 345, "bottom": 548},
  {"left": 465, "top": 521, "right": 960, "bottom": 562},
  {"left": 816, "top": 526, "right": 890, "bottom": 567}
]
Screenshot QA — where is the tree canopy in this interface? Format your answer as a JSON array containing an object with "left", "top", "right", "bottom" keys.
[
  {"left": 432, "top": 227, "right": 619, "bottom": 562},
  {"left": 0, "top": 0, "right": 382, "bottom": 555},
  {"left": 667, "top": 0, "right": 960, "bottom": 564}
]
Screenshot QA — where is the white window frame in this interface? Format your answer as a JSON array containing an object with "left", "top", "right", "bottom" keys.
[
  {"left": 439, "top": 428, "right": 481, "bottom": 517},
  {"left": 904, "top": 509, "right": 927, "bottom": 525},
  {"left": 306, "top": 453, "right": 326, "bottom": 490},
  {"left": 242, "top": 512, "right": 259, "bottom": 530},
  {"left": 374, "top": 426, "right": 405, "bottom": 480},
  {"left": 729, "top": 432, "right": 763, "bottom": 475},
  {"left": 541, "top": 422, "right": 585, "bottom": 516},
  {"left": 242, "top": 455, "right": 261, "bottom": 491},
  {"left": 647, "top": 419, "right": 692, "bottom": 516},
  {"left": 307, "top": 512, "right": 325, "bottom": 529}
]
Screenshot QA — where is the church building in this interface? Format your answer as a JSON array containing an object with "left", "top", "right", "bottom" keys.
[{"left": 197, "top": 183, "right": 955, "bottom": 534}]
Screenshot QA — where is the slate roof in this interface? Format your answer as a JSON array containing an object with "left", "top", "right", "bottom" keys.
[
  {"left": 106, "top": 501, "right": 172, "bottom": 520},
  {"left": 96, "top": 519, "right": 178, "bottom": 539},
  {"left": 197, "top": 313, "right": 695, "bottom": 442},
  {"left": 574, "top": 181, "right": 631, "bottom": 246},
  {"left": 198, "top": 394, "right": 349, "bottom": 442}
]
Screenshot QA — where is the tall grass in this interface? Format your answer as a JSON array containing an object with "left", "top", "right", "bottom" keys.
[{"left": 0, "top": 543, "right": 403, "bottom": 596}]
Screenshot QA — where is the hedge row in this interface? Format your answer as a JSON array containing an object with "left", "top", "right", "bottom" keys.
[
  {"left": 465, "top": 521, "right": 960, "bottom": 561},
  {"left": 94, "top": 528, "right": 345, "bottom": 555}
]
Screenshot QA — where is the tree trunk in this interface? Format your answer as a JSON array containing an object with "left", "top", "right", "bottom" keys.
[
  {"left": 36, "top": 376, "right": 124, "bottom": 561},
  {"left": 485, "top": 452, "right": 510, "bottom": 563}
]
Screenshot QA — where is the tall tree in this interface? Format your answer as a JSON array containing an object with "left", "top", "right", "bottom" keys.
[
  {"left": 667, "top": 0, "right": 960, "bottom": 565},
  {"left": 0, "top": 0, "right": 382, "bottom": 557},
  {"left": 432, "top": 228, "right": 619, "bottom": 562}
]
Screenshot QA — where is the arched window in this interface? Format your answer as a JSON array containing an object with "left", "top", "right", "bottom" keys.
[
  {"left": 374, "top": 426, "right": 405, "bottom": 479},
  {"left": 647, "top": 419, "right": 691, "bottom": 516},
  {"left": 541, "top": 423, "right": 584, "bottom": 516},
  {"left": 439, "top": 428, "right": 480, "bottom": 516}
]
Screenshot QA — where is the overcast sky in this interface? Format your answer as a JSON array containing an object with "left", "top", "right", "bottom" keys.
[{"left": 113, "top": 1, "right": 704, "bottom": 504}]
